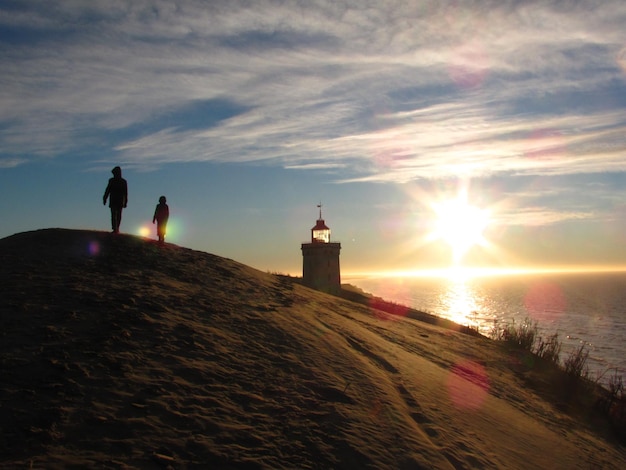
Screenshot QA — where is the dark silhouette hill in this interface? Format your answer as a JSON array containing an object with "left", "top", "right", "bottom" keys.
[{"left": 1, "top": 229, "right": 625, "bottom": 469}]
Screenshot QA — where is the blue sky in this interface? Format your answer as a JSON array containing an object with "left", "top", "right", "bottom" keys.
[{"left": 1, "top": 0, "right": 626, "bottom": 275}]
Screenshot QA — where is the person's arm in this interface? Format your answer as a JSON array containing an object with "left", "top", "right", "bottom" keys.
[
  {"left": 123, "top": 180, "right": 128, "bottom": 208},
  {"left": 103, "top": 182, "right": 110, "bottom": 205}
]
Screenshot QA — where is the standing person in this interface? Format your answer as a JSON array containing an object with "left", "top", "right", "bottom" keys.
[
  {"left": 152, "top": 196, "right": 169, "bottom": 243},
  {"left": 102, "top": 166, "right": 128, "bottom": 234}
]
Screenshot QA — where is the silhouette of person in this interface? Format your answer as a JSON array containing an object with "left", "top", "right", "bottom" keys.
[
  {"left": 102, "top": 166, "right": 128, "bottom": 234},
  {"left": 152, "top": 195, "right": 169, "bottom": 243}
]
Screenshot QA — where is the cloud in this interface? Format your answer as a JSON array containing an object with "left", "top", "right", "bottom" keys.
[
  {"left": 1, "top": 0, "right": 626, "bottom": 182},
  {"left": 0, "top": 157, "right": 27, "bottom": 168},
  {"left": 495, "top": 207, "right": 595, "bottom": 227}
]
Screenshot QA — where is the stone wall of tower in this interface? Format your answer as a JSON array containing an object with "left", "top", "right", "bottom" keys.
[{"left": 301, "top": 242, "right": 341, "bottom": 294}]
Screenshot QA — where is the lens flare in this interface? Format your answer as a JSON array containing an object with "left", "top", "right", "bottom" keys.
[
  {"left": 617, "top": 46, "right": 626, "bottom": 75},
  {"left": 163, "top": 218, "right": 184, "bottom": 244},
  {"left": 135, "top": 217, "right": 185, "bottom": 243},
  {"left": 137, "top": 224, "right": 152, "bottom": 238},
  {"left": 524, "top": 128, "right": 567, "bottom": 160},
  {"left": 364, "top": 278, "right": 411, "bottom": 320},
  {"left": 446, "top": 360, "right": 490, "bottom": 410},
  {"left": 448, "top": 41, "right": 490, "bottom": 90},
  {"left": 368, "top": 297, "right": 409, "bottom": 321},
  {"left": 524, "top": 281, "right": 566, "bottom": 322},
  {"left": 88, "top": 240, "right": 100, "bottom": 256}
]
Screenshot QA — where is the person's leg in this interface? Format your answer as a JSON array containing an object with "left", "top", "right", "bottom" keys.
[
  {"left": 157, "top": 222, "right": 166, "bottom": 242},
  {"left": 111, "top": 207, "right": 122, "bottom": 233}
]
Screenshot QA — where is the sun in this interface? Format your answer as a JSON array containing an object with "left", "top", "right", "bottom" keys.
[{"left": 430, "top": 195, "right": 490, "bottom": 264}]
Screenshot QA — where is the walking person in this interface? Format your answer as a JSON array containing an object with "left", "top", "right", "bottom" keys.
[
  {"left": 152, "top": 196, "right": 169, "bottom": 243},
  {"left": 102, "top": 166, "right": 128, "bottom": 234}
]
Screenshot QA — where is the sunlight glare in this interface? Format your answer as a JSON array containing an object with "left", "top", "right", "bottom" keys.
[{"left": 431, "top": 195, "right": 490, "bottom": 264}]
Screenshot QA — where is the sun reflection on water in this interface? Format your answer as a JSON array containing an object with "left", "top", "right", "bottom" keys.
[
  {"left": 438, "top": 277, "right": 481, "bottom": 329},
  {"left": 424, "top": 267, "right": 503, "bottom": 335}
]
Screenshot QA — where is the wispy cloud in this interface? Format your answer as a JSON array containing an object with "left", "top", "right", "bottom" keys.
[
  {"left": 1, "top": 0, "right": 625, "bottom": 183},
  {"left": 494, "top": 207, "right": 595, "bottom": 227},
  {"left": 0, "top": 157, "right": 26, "bottom": 169}
]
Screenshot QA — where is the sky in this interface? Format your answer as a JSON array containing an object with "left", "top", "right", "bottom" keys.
[{"left": 1, "top": 0, "right": 626, "bottom": 276}]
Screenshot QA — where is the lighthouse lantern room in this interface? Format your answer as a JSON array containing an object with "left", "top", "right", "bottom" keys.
[{"left": 311, "top": 205, "right": 331, "bottom": 243}]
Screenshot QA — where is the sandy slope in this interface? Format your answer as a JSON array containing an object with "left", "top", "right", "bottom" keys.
[{"left": 1, "top": 229, "right": 625, "bottom": 469}]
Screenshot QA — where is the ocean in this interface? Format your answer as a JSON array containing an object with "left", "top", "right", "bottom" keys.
[{"left": 347, "top": 271, "right": 626, "bottom": 385}]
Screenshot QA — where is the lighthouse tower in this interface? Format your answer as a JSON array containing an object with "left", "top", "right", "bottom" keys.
[{"left": 301, "top": 204, "right": 341, "bottom": 293}]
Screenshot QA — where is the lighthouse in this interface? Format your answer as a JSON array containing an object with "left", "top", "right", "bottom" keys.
[{"left": 301, "top": 204, "right": 341, "bottom": 293}]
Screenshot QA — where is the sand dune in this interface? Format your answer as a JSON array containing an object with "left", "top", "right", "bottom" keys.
[{"left": 1, "top": 229, "right": 625, "bottom": 469}]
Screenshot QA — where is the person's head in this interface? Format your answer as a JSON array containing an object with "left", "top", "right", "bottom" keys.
[
  {"left": 112, "top": 166, "right": 122, "bottom": 177},
  {"left": 159, "top": 196, "right": 167, "bottom": 204}
]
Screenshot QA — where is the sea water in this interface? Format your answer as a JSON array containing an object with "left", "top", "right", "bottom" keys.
[{"left": 347, "top": 271, "right": 626, "bottom": 384}]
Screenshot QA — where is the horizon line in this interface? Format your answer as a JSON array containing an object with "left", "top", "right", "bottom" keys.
[{"left": 342, "top": 265, "right": 626, "bottom": 280}]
